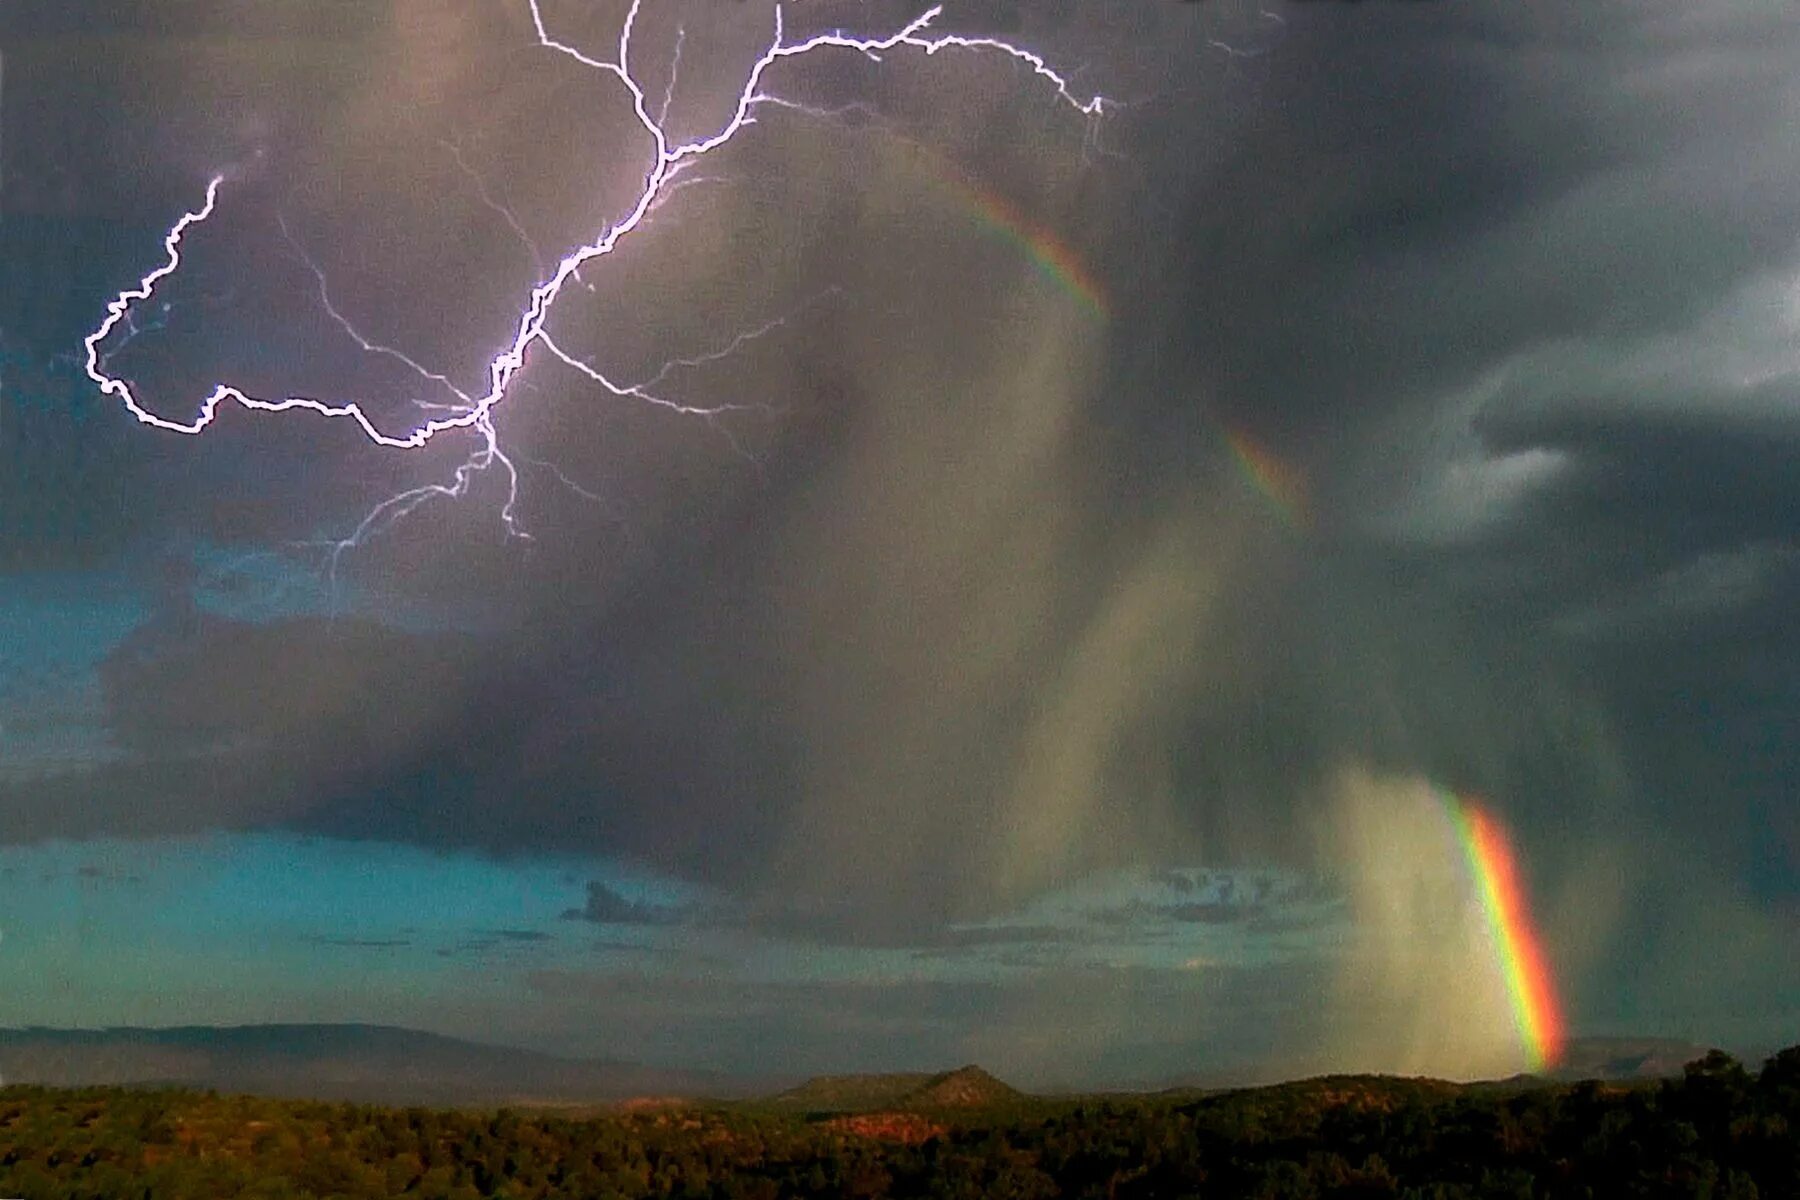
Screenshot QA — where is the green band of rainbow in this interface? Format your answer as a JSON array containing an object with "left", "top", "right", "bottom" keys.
[
  {"left": 959, "top": 182, "right": 1107, "bottom": 319},
  {"left": 1440, "top": 790, "right": 1566, "bottom": 1072},
  {"left": 1223, "top": 427, "right": 1307, "bottom": 528},
  {"left": 907, "top": 146, "right": 1108, "bottom": 320}
]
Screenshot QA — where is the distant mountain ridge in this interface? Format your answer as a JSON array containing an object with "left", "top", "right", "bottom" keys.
[
  {"left": 0, "top": 1024, "right": 759, "bottom": 1106},
  {"left": 1546, "top": 1036, "right": 1716, "bottom": 1083},
  {"left": 768, "top": 1064, "right": 1020, "bottom": 1112},
  {"left": 0, "top": 1026, "right": 1730, "bottom": 1108},
  {"left": 1133, "top": 1035, "right": 1729, "bottom": 1094}
]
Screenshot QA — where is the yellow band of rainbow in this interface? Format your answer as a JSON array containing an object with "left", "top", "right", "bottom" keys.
[
  {"left": 1223, "top": 427, "right": 1307, "bottom": 528},
  {"left": 1440, "top": 790, "right": 1566, "bottom": 1072},
  {"left": 907, "top": 145, "right": 1108, "bottom": 321}
]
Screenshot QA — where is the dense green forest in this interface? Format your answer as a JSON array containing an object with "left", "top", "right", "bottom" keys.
[{"left": 0, "top": 1047, "right": 1792, "bottom": 1198}]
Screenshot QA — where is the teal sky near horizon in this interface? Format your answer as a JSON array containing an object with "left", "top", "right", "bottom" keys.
[{"left": 0, "top": 828, "right": 1358, "bottom": 1081}]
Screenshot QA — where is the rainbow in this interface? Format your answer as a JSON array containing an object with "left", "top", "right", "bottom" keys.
[
  {"left": 1440, "top": 791, "right": 1566, "bottom": 1072},
  {"left": 907, "top": 147, "right": 1109, "bottom": 321},
  {"left": 954, "top": 179, "right": 1108, "bottom": 320},
  {"left": 1223, "top": 427, "right": 1307, "bottom": 528}
]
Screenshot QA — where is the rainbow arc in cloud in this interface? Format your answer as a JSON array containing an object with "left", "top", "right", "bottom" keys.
[
  {"left": 1440, "top": 790, "right": 1566, "bottom": 1072},
  {"left": 904, "top": 145, "right": 1109, "bottom": 321},
  {"left": 951, "top": 179, "right": 1109, "bottom": 321},
  {"left": 1223, "top": 427, "right": 1307, "bottom": 528}
]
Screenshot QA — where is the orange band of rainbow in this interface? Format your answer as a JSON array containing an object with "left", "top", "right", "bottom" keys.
[{"left": 1441, "top": 791, "right": 1566, "bottom": 1071}]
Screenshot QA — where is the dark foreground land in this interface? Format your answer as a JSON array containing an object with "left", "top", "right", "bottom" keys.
[{"left": 0, "top": 1047, "right": 1793, "bottom": 1199}]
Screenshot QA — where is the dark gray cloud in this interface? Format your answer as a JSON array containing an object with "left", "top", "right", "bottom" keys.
[
  {"left": 2, "top": 0, "right": 1796, "bottom": 1070},
  {"left": 561, "top": 882, "right": 685, "bottom": 927},
  {"left": 0, "top": 1, "right": 387, "bottom": 39}
]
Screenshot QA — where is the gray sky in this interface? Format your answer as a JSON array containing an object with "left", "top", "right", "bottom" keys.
[{"left": 0, "top": 0, "right": 1794, "bottom": 1085}]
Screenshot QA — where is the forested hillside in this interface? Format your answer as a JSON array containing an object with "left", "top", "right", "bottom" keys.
[{"left": 0, "top": 1047, "right": 1791, "bottom": 1198}]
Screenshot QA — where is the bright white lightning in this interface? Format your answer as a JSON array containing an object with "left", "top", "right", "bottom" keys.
[{"left": 84, "top": 1, "right": 1109, "bottom": 552}]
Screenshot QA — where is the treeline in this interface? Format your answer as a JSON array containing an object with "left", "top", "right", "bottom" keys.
[{"left": 0, "top": 1046, "right": 1793, "bottom": 1198}]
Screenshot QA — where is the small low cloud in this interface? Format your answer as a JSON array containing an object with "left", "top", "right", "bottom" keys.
[
  {"left": 1083, "top": 872, "right": 1345, "bottom": 935},
  {"left": 434, "top": 928, "right": 558, "bottom": 959},
  {"left": 72, "top": 864, "right": 143, "bottom": 884},
  {"left": 590, "top": 939, "right": 664, "bottom": 955},
  {"left": 301, "top": 934, "right": 412, "bottom": 950},
  {"left": 561, "top": 881, "right": 686, "bottom": 926},
  {"left": 1161, "top": 901, "right": 1258, "bottom": 925},
  {"left": 1154, "top": 869, "right": 1199, "bottom": 895}
]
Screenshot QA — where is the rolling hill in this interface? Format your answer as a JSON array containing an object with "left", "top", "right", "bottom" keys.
[
  {"left": 766, "top": 1064, "right": 1021, "bottom": 1113},
  {"left": 0, "top": 1024, "right": 760, "bottom": 1106}
]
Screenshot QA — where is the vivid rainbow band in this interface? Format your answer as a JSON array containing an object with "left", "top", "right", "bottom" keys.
[{"left": 1441, "top": 791, "right": 1566, "bottom": 1072}]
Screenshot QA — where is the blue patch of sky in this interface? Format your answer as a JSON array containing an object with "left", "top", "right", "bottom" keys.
[
  {"left": 0, "top": 571, "right": 143, "bottom": 776},
  {"left": 0, "top": 832, "right": 685, "bottom": 1029},
  {"left": 0, "top": 820, "right": 1347, "bottom": 1040}
]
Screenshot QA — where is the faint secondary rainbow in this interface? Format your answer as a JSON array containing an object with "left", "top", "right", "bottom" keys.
[
  {"left": 910, "top": 149, "right": 1108, "bottom": 321},
  {"left": 1440, "top": 790, "right": 1566, "bottom": 1072},
  {"left": 1223, "top": 427, "right": 1307, "bottom": 528}
]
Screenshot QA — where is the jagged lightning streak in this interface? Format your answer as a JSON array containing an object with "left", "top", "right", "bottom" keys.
[
  {"left": 84, "top": 1, "right": 1108, "bottom": 553},
  {"left": 439, "top": 134, "right": 545, "bottom": 279}
]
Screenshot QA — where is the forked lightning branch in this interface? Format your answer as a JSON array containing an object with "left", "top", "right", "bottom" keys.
[{"left": 83, "top": 2, "right": 1109, "bottom": 554}]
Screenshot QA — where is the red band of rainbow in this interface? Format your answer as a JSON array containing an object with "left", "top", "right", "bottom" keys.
[
  {"left": 905, "top": 144, "right": 1108, "bottom": 321},
  {"left": 1440, "top": 791, "right": 1566, "bottom": 1072},
  {"left": 1223, "top": 427, "right": 1307, "bottom": 528}
]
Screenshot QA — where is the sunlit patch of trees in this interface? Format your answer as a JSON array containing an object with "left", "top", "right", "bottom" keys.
[{"left": 0, "top": 1046, "right": 1792, "bottom": 1198}]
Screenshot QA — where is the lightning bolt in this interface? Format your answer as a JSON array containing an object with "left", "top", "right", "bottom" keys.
[{"left": 84, "top": 1, "right": 1109, "bottom": 559}]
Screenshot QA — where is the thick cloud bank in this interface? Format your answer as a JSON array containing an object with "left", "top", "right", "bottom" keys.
[{"left": 0, "top": 0, "right": 1795, "bottom": 1076}]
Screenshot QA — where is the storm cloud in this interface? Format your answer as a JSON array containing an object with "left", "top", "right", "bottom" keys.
[{"left": 0, "top": 0, "right": 1795, "bottom": 1078}]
